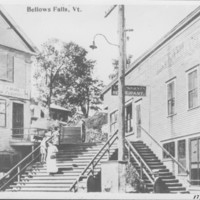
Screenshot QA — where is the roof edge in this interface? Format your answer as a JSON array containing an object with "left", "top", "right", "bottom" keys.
[
  {"left": 0, "top": 5, "right": 39, "bottom": 55},
  {"left": 101, "top": 5, "right": 200, "bottom": 96}
]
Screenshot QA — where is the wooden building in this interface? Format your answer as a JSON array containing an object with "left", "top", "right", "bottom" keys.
[
  {"left": 0, "top": 7, "right": 38, "bottom": 173},
  {"left": 102, "top": 6, "right": 200, "bottom": 192}
]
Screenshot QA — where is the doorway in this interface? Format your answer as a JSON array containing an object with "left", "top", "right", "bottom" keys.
[
  {"left": 13, "top": 103, "right": 24, "bottom": 138},
  {"left": 190, "top": 137, "right": 200, "bottom": 185},
  {"left": 125, "top": 103, "right": 132, "bottom": 133},
  {"left": 136, "top": 103, "right": 141, "bottom": 138}
]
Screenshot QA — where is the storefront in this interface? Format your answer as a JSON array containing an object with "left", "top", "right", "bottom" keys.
[{"left": 102, "top": 6, "right": 200, "bottom": 191}]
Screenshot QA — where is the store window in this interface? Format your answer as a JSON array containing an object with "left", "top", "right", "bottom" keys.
[
  {"left": 188, "top": 69, "right": 198, "bottom": 109},
  {"left": 0, "top": 100, "right": 6, "bottom": 127},
  {"left": 190, "top": 137, "right": 200, "bottom": 185},
  {"left": 167, "top": 81, "right": 175, "bottom": 115},
  {"left": 163, "top": 142, "right": 175, "bottom": 159},
  {"left": 0, "top": 54, "right": 14, "bottom": 82},
  {"left": 178, "top": 140, "right": 186, "bottom": 174},
  {"left": 110, "top": 110, "right": 118, "bottom": 134}
]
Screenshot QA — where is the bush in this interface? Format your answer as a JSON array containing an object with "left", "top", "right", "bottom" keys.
[
  {"left": 85, "top": 129, "right": 108, "bottom": 143},
  {"left": 86, "top": 112, "right": 108, "bottom": 130},
  {"left": 125, "top": 162, "right": 148, "bottom": 193}
]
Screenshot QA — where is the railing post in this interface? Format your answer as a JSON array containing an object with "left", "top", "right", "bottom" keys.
[
  {"left": 107, "top": 140, "right": 110, "bottom": 160},
  {"left": 140, "top": 159, "right": 143, "bottom": 179},
  {"left": 128, "top": 145, "right": 131, "bottom": 162},
  {"left": 31, "top": 145, "right": 34, "bottom": 161},
  {"left": 91, "top": 161, "right": 94, "bottom": 176},
  {"left": 17, "top": 166, "right": 20, "bottom": 183}
]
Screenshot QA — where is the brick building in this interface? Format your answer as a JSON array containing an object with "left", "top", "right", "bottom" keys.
[
  {"left": 102, "top": 6, "right": 200, "bottom": 192},
  {"left": 0, "top": 7, "right": 38, "bottom": 172}
]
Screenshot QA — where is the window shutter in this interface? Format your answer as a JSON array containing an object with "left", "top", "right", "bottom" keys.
[
  {"left": 0, "top": 54, "right": 7, "bottom": 80},
  {"left": 7, "top": 54, "right": 14, "bottom": 82}
]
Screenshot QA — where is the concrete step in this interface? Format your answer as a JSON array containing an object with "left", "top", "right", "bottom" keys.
[
  {"left": 13, "top": 182, "right": 73, "bottom": 187},
  {"left": 7, "top": 187, "right": 70, "bottom": 192},
  {"left": 162, "top": 179, "right": 178, "bottom": 183},
  {"left": 56, "top": 157, "right": 108, "bottom": 161},
  {"left": 33, "top": 163, "right": 89, "bottom": 168},
  {"left": 148, "top": 165, "right": 166, "bottom": 169},
  {"left": 18, "top": 179, "right": 75, "bottom": 183},
  {"left": 168, "top": 186, "right": 186, "bottom": 191},
  {"left": 57, "top": 150, "right": 116, "bottom": 157},
  {"left": 165, "top": 182, "right": 182, "bottom": 187},
  {"left": 22, "top": 174, "right": 79, "bottom": 179}
]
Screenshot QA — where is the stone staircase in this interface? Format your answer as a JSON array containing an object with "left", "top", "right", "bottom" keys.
[
  {"left": 130, "top": 141, "right": 188, "bottom": 193},
  {"left": 3, "top": 139, "right": 188, "bottom": 193},
  {"left": 5, "top": 143, "right": 118, "bottom": 192}
]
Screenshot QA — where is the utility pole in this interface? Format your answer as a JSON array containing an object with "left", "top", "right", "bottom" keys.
[
  {"left": 104, "top": 4, "right": 126, "bottom": 193},
  {"left": 118, "top": 5, "right": 126, "bottom": 162},
  {"left": 117, "top": 5, "right": 126, "bottom": 193},
  {"left": 105, "top": 4, "right": 126, "bottom": 163}
]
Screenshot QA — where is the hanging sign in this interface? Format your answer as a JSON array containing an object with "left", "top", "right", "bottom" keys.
[{"left": 111, "top": 85, "right": 146, "bottom": 96}]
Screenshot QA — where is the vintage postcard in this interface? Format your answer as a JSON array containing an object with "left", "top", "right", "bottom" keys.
[{"left": 0, "top": 0, "right": 199, "bottom": 199}]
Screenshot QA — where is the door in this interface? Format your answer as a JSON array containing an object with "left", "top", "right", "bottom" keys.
[
  {"left": 190, "top": 138, "right": 200, "bottom": 185},
  {"left": 125, "top": 103, "right": 133, "bottom": 133},
  {"left": 136, "top": 103, "right": 141, "bottom": 138},
  {"left": 13, "top": 103, "right": 24, "bottom": 138}
]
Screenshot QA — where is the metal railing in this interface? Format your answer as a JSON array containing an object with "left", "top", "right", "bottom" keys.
[
  {"left": 11, "top": 128, "right": 46, "bottom": 143},
  {"left": 69, "top": 130, "right": 118, "bottom": 192},
  {"left": 139, "top": 125, "right": 189, "bottom": 175},
  {"left": 0, "top": 135, "right": 53, "bottom": 191},
  {"left": 125, "top": 139, "right": 154, "bottom": 184}
]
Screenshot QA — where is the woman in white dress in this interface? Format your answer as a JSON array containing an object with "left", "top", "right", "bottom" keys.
[{"left": 46, "top": 142, "right": 58, "bottom": 175}]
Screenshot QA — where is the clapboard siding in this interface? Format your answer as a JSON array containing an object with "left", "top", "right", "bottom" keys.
[{"left": 103, "top": 7, "right": 200, "bottom": 184}]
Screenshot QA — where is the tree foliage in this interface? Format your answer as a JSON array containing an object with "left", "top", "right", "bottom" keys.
[
  {"left": 34, "top": 38, "right": 104, "bottom": 119},
  {"left": 109, "top": 54, "right": 133, "bottom": 80},
  {"left": 86, "top": 112, "right": 108, "bottom": 130}
]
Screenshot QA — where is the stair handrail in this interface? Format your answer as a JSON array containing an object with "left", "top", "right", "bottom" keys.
[
  {"left": 0, "top": 133, "right": 54, "bottom": 191},
  {"left": 125, "top": 139, "right": 155, "bottom": 184},
  {"left": 69, "top": 130, "right": 118, "bottom": 192},
  {"left": 139, "top": 125, "right": 189, "bottom": 175}
]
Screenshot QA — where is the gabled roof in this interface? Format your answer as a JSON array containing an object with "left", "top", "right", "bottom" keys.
[
  {"left": 0, "top": 5, "right": 38, "bottom": 55},
  {"left": 102, "top": 5, "right": 200, "bottom": 96}
]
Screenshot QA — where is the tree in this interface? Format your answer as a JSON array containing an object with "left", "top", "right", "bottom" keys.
[
  {"left": 55, "top": 42, "right": 104, "bottom": 118},
  {"left": 34, "top": 39, "right": 67, "bottom": 118},
  {"left": 34, "top": 39, "right": 104, "bottom": 119}
]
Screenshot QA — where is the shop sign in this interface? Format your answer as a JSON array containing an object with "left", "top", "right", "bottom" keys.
[
  {"left": 111, "top": 85, "right": 146, "bottom": 96},
  {"left": 0, "top": 85, "right": 29, "bottom": 99}
]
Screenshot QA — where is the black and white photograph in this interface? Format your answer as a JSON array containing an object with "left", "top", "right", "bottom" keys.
[{"left": 0, "top": 0, "right": 200, "bottom": 199}]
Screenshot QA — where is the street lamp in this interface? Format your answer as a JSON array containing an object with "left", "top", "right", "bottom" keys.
[{"left": 89, "top": 33, "right": 119, "bottom": 50}]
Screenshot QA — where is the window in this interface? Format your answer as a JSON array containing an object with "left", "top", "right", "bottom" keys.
[
  {"left": 178, "top": 140, "right": 186, "bottom": 174},
  {"left": 167, "top": 81, "right": 175, "bottom": 115},
  {"left": 0, "top": 100, "right": 6, "bottom": 127},
  {"left": 188, "top": 69, "right": 198, "bottom": 109},
  {"left": 110, "top": 110, "right": 118, "bottom": 134},
  {"left": 163, "top": 142, "right": 175, "bottom": 159},
  {"left": 0, "top": 54, "right": 14, "bottom": 82}
]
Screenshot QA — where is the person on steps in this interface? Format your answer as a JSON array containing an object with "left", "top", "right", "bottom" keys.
[
  {"left": 40, "top": 136, "right": 47, "bottom": 164},
  {"left": 46, "top": 142, "right": 58, "bottom": 175}
]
